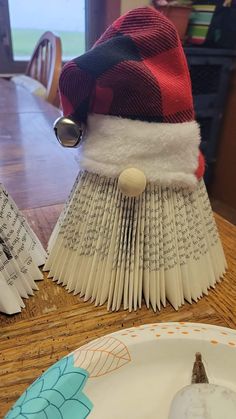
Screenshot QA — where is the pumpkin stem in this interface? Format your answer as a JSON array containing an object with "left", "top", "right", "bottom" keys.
[{"left": 191, "top": 352, "right": 209, "bottom": 384}]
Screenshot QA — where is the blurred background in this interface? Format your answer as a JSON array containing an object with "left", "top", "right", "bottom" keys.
[{"left": 8, "top": 0, "right": 85, "bottom": 60}]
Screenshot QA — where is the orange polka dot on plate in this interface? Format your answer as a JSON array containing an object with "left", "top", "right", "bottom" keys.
[
  {"left": 228, "top": 342, "right": 236, "bottom": 346},
  {"left": 156, "top": 334, "right": 161, "bottom": 338},
  {"left": 211, "top": 340, "right": 218, "bottom": 345},
  {"left": 168, "top": 331, "right": 174, "bottom": 334},
  {"left": 181, "top": 331, "right": 189, "bottom": 335}
]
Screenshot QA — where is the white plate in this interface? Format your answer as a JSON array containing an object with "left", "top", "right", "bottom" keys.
[
  {"left": 6, "top": 322, "right": 236, "bottom": 419},
  {"left": 76, "top": 322, "right": 236, "bottom": 418}
]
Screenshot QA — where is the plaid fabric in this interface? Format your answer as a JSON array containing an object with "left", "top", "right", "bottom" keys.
[{"left": 59, "top": 7, "right": 194, "bottom": 124}]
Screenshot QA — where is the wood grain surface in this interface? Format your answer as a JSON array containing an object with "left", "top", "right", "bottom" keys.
[
  {"left": 0, "top": 78, "right": 78, "bottom": 210},
  {"left": 0, "top": 213, "right": 236, "bottom": 417},
  {"left": 0, "top": 79, "right": 236, "bottom": 417}
]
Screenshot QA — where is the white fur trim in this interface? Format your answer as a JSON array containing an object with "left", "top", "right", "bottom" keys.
[{"left": 77, "top": 114, "right": 201, "bottom": 188}]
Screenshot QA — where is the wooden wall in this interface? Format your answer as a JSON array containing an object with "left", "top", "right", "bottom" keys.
[
  {"left": 121, "top": 0, "right": 150, "bottom": 14},
  {"left": 86, "top": 0, "right": 120, "bottom": 48},
  {"left": 86, "top": 0, "right": 151, "bottom": 47},
  {"left": 210, "top": 69, "right": 236, "bottom": 210}
]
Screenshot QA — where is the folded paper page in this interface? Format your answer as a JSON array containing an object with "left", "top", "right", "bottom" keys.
[
  {"left": 45, "top": 173, "right": 226, "bottom": 311},
  {"left": 0, "top": 184, "right": 47, "bottom": 314}
]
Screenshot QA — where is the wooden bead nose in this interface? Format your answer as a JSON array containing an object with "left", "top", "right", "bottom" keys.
[{"left": 118, "top": 168, "right": 147, "bottom": 197}]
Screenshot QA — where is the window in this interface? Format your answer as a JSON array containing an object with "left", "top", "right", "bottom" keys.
[
  {"left": 9, "top": 0, "right": 85, "bottom": 60},
  {"left": 0, "top": 0, "right": 121, "bottom": 74},
  {"left": 0, "top": 0, "right": 86, "bottom": 73}
]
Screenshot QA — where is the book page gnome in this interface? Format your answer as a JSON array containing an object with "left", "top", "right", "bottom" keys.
[{"left": 44, "top": 6, "right": 227, "bottom": 312}]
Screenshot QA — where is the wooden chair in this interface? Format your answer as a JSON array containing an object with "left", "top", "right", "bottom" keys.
[{"left": 26, "top": 31, "right": 62, "bottom": 106}]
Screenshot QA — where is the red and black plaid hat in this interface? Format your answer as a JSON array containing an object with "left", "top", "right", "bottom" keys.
[
  {"left": 60, "top": 7, "right": 194, "bottom": 123},
  {"left": 59, "top": 6, "right": 204, "bottom": 186}
]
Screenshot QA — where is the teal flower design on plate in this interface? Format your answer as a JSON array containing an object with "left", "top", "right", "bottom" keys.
[{"left": 5, "top": 355, "right": 93, "bottom": 419}]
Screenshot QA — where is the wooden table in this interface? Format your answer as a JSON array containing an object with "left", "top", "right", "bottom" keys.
[
  {"left": 0, "top": 78, "right": 79, "bottom": 210},
  {"left": 0, "top": 79, "right": 236, "bottom": 417}
]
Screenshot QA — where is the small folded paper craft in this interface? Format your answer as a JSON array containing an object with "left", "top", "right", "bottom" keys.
[{"left": 0, "top": 184, "right": 46, "bottom": 314}]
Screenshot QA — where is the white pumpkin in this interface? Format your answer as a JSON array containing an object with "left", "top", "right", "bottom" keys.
[{"left": 168, "top": 382, "right": 236, "bottom": 419}]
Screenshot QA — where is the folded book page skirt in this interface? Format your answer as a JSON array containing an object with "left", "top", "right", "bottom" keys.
[{"left": 44, "top": 171, "right": 227, "bottom": 312}]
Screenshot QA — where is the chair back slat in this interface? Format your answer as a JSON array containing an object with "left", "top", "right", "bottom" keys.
[{"left": 26, "top": 31, "right": 62, "bottom": 105}]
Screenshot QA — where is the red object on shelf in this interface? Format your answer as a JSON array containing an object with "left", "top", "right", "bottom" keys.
[{"left": 157, "top": 6, "right": 192, "bottom": 42}]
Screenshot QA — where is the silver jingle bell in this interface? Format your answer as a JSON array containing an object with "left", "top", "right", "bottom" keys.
[{"left": 53, "top": 116, "right": 84, "bottom": 148}]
